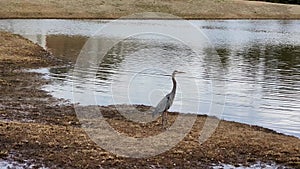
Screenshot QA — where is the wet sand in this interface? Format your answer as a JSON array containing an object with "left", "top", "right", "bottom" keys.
[
  {"left": 0, "top": 0, "right": 299, "bottom": 19},
  {"left": 0, "top": 31, "right": 299, "bottom": 168}
]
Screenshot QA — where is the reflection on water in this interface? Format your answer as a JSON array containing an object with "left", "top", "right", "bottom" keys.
[
  {"left": 46, "top": 35, "right": 88, "bottom": 63},
  {"left": 0, "top": 20, "right": 299, "bottom": 137}
]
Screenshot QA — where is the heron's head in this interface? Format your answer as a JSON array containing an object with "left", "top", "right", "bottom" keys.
[{"left": 172, "top": 70, "right": 185, "bottom": 77}]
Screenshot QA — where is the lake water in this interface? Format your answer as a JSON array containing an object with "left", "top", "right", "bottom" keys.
[{"left": 0, "top": 19, "right": 299, "bottom": 137}]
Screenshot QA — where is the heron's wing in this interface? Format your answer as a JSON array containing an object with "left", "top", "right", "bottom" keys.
[{"left": 152, "top": 94, "right": 170, "bottom": 117}]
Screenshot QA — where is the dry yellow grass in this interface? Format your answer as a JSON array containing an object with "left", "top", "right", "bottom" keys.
[
  {"left": 0, "top": 32, "right": 43, "bottom": 64},
  {"left": 0, "top": 31, "right": 62, "bottom": 70},
  {"left": 0, "top": 0, "right": 299, "bottom": 19},
  {"left": 1, "top": 106, "right": 300, "bottom": 168}
]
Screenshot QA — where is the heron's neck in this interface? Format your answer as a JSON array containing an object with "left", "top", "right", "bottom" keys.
[{"left": 171, "top": 76, "right": 177, "bottom": 94}]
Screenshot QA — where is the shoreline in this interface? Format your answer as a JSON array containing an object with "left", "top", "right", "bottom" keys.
[{"left": 0, "top": 30, "right": 299, "bottom": 168}]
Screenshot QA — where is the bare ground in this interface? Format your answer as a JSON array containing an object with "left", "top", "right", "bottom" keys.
[
  {"left": 0, "top": 0, "right": 299, "bottom": 19},
  {"left": 0, "top": 32, "right": 300, "bottom": 168}
]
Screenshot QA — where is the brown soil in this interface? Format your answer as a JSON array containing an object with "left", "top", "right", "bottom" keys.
[
  {"left": 0, "top": 31, "right": 299, "bottom": 168},
  {"left": 0, "top": 0, "right": 299, "bottom": 19}
]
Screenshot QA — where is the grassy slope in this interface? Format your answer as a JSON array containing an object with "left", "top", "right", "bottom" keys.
[{"left": 0, "top": 0, "right": 299, "bottom": 19}]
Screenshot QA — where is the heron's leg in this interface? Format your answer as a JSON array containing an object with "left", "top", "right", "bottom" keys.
[
  {"left": 165, "top": 112, "right": 168, "bottom": 126},
  {"left": 161, "top": 112, "right": 164, "bottom": 126},
  {"left": 162, "top": 111, "right": 166, "bottom": 128}
]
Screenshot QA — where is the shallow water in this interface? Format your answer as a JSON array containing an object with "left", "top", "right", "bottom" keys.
[
  {"left": 1, "top": 19, "right": 299, "bottom": 137},
  {"left": 0, "top": 159, "right": 286, "bottom": 169},
  {"left": 0, "top": 159, "right": 48, "bottom": 169},
  {"left": 211, "top": 161, "right": 289, "bottom": 169}
]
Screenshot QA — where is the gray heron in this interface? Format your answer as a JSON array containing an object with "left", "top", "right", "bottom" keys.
[{"left": 152, "top": 70, "right": 185, "bottom": 128}]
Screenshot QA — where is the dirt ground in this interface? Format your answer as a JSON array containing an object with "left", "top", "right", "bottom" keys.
[
  {"left": 0, "top": 0, "right": 299, "bottom": 19},
  {"left": 0, "top": 31, "right": 299, "bottom": 168}
]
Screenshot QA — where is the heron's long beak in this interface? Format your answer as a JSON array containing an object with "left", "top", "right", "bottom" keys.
[{"left": 177, "top": 71, "right": 185, "bottom": 74}]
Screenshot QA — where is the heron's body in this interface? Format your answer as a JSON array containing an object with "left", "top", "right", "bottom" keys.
[{"left": 153, "top": 70, "right": 183, "bottom": 127}]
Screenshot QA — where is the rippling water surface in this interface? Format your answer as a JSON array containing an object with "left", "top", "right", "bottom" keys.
[{"left": 0, "top": 19, "right": 299, "bottom": 137}]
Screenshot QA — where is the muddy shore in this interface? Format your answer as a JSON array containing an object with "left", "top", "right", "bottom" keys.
[
  {"left": 0, "top": 0, "right": 300, "bottom": 19},
  {"left": 0, "top": 31, "right": 299, "bottom": 168}
]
